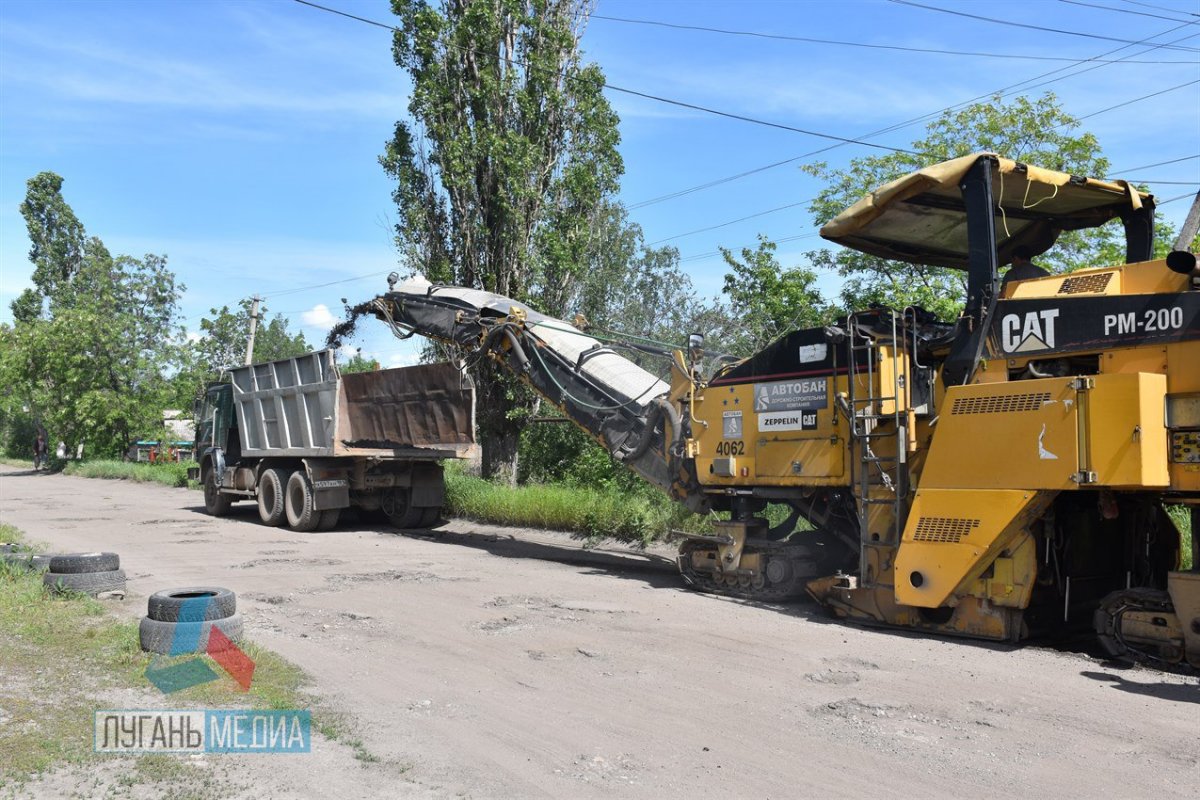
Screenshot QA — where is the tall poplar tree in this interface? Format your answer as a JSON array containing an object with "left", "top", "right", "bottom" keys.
[{"left": 381, "top": 0, "right": 623, "bottom": 483}]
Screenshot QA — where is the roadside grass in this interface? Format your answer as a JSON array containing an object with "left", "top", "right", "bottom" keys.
[
  {"left": 0, "top": 523, "right": 377, "bottom": 793},
  {"left": 443, "top": 465, "right": 717, "bottom": 545},
  {"left": 64, "top": 459, "right": 194, "bottom": 489}
]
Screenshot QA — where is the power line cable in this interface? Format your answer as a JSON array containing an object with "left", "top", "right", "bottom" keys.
[
  {"left": 629, "top": 21, "right": 1198, "bottom": 209},
  {"left": 1118, "top": 0, "right": 1200, "bottom": 18},
  {"left": 1159, "top": 189, "right": 1200, "bottom": 203},
  {"left": 678, "top": 232, "right": 819, "bottom": 263},
  {"left": 258, "top": 269, "right": 393, "bottom": 299},
  {"left": 647, "top": 201, "right": 810, "bottom": 246},
  {"left": 293, "top": 0, "right": 912, "bottom": 154},
  {"left": 887, "top": 0, "right": 1200, "bottom": 52},
  {"left": 1058, "top": 0, "right": 1200, "bottom": 23},
  {"left": 651, "top": 73, "right": 1198, "bottom": 249},
  {"left": 590, "top": 12, "right": 1199, "bottom": 63},
  {"left": 1111, "top": 153, "right": 1200, "bottom": 171},
  {"left": 1073, "top": 77, "right": 1200, "bottom": 119},
  {"left": 294, "top": 0, "right": 1198, "bottom": 242}
]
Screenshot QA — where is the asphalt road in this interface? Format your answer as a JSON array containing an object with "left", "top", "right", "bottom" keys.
[{"left": 2, "top": 465, "right": 1197, "bottom": 798}]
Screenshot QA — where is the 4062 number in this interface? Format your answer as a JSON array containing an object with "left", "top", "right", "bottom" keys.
[{"left": 715, "top": 440, "right": 745, "bottom": 456}]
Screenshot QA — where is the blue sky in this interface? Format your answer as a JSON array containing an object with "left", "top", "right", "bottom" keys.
[{"left": 2, "top": 0, "right": 1198, "bottom": 368}]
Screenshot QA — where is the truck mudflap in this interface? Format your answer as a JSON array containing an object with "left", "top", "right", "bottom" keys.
[{"left": 302, "top": 459, "right": 351, "bottom": 510}]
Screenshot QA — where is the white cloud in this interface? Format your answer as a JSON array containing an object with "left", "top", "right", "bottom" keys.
[
  {"left": 387, "top": 352, "right": 420, "bottom": 369},
  {"left": 301, "top": 304, "right": 337, "bottom": 327}
]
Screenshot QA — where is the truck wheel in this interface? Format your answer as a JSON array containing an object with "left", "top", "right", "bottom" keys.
[
  {"left": 204, "top": 469, "right": 232, "bottom": 517},
  {"left": 385, "top": 488, "right": 423, "bottom": 529},
  {"left": 284, "top": 471, "right": 320, "bottom": 532},
  {"left": 418, "top": 507, "right": 441, "bottom": 528},
  {"left": 316, "top": 509, "right": 341, "bottom": 531},
  {"left": 257, "top": 468, "right": 287, "bottom": 527}
]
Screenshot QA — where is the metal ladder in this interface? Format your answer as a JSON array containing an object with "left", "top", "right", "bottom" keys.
[{"left": 844, "top": 311, "right": 910, "bottom": 563}]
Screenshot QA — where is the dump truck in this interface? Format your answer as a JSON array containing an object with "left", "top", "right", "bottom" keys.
[
  {"left": 191, "top": 349, "right": 475, "bottom": 531},
  {"left": 362, "top": 153, "right": 1199, "bottom": 668}
]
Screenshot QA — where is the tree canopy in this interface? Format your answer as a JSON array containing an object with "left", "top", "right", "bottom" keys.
[
  {"left": 381, "top": 0, "right": 624, "bottom": 482},
  {"left": 802, "top": 92, "right": 1123, "bottom": 320},
  {"left": 1, "top": 173, "right": 187, "bottom": 457}
]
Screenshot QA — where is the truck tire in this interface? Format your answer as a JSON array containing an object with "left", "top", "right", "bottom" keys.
[
  {"left": 147, "top": 587, "right": 237, "bottom": 622},
  {"left": 204, "top": 468, "right": 232, "bottom": 517},
  {"left": 43, "top": 569, "right": 126, "bottom": 596},
  {"left": 385, "top": 487, "right": 424, "bottom": 529},
  {"left": 316, "top": 509, "right": 341, "bottom": 531},
  {"left": 257, "top": 468, "right": 287, "bottom": 527},
  {"left": 418, "top": 507, "right": 441, "bottom": 528},
  {"left": 138, "top": 613, "right": 244, "bottom": 655},
  {"left": 285, "top": 470, "right": 320, "bottom": 532},
  {"left": 48, "top": 551, "right": 120, "bottom": 574}
]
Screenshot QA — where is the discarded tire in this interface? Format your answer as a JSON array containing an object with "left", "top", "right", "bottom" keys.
[
  {"left": 147, "top": 587, "right": 236, "bottom": 622},
  {"left": 43, "top": 569, "right": 127, "bottom": 596},
  {"left": 138, "top": 613, "right": 244, "bottom": 655},
  {"left": 48, "top": 551, "right": 120, "bottom": 574}
]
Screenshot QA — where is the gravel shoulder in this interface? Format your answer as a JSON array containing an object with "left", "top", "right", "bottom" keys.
[{"left": 1, "top": 465, "right": 1197, "bottom": 798}]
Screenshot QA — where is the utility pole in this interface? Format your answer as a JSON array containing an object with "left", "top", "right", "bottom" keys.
[{"left": 244, "top": 295, "right": 261, "bottom": 366}]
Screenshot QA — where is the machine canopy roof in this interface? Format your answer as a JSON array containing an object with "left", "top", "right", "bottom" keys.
[{"left": 818, "top": 153, "right": 1154, "bottom": 269}]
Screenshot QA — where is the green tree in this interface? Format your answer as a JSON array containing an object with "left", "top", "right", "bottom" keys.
[
  {"left": 340, "top": 352, "right": 382, "bottom": 373},
  {"left": 381, "top": 0, "right": 623, "bottom": 484},
  {"left": 12, "top": 171, "right": 86, "bottom": 324},
  {"left": 173, "top": 299, "right": 312, "bottom": 406},
  {"left": 568, "top": 202, "right": 731, "bottom": 363},
  {"left": 719, "top": 235, "right": 833, "bottom": 355},
  {"left": 802, "top": 92, "right": 1113, "bottom": 320},
  {"left": 1, "top": 172, "right": 187, "bottom": 457}
]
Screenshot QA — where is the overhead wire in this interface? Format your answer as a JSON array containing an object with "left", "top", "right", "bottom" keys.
[
  {"left": 1058, "top": 0, "right": 1200, "bottom": 23},
  {"left": 1072, "top": 77, "right": 1200, "bottom": 119},
  {"left": 293, "top": 0, "right": 1200, "bottom": 255},
  {"left": 887, "top": 0, "right": 1200, "bottom": 52},
  {"left": 292, "top": 0, "right": 912, "bottom": 154},
  {"left": 646, "top": 201, "right": 810, "bottom": 246},
  {"left": 647, "top": 62, "right": 1198, "bottom": 248},
  {"left": 257, "top": 269, "right": 393, "bottom": 299},
  {"left": 590, "top": 13, "right": 1199, "bottom": 63},
  {"left": 628, "top": 20, "right": 1200, "bottom": 210},
  {"left": 1118, "top": 0, "right": 1200, "bottom": 16},
  {"left": 1111, "top": 154, "right": 1200, "bottom": 171}
]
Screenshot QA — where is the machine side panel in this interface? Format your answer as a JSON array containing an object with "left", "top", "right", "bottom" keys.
[
  {"left": 922, "top": 378, "right": 1080, "bottom": 490},
  {"left": 894, "top": 488, "right": 1052, "bottom": 608}
]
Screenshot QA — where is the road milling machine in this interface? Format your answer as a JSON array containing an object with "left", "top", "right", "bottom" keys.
[{"left": 365, "top": 153, "right": 1200, "bottom": 667}]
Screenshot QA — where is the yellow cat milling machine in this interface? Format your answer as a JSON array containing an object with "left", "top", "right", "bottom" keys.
[{"left": 370, "top": 153, "right": 1200, "bottom": 667}]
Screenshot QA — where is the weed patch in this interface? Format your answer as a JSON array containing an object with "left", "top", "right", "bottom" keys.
[{"left": 63, "top": 459, "right": 195, "bottom": 489}]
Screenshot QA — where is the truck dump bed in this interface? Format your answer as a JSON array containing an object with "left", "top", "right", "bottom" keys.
[{"left": 229, "top": 350, "right": 474, "bottom": 458}]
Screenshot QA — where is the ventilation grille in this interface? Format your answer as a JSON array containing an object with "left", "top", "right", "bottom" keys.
[
  {"left": 1057, "top": 273, "right": 1113, "bottom": 295},
  {"left": 913, "top": 517, "right": 980, "bottom": 544},
  {"left": 951, "top": 392, "right": 1051, "bottom": 415}
]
